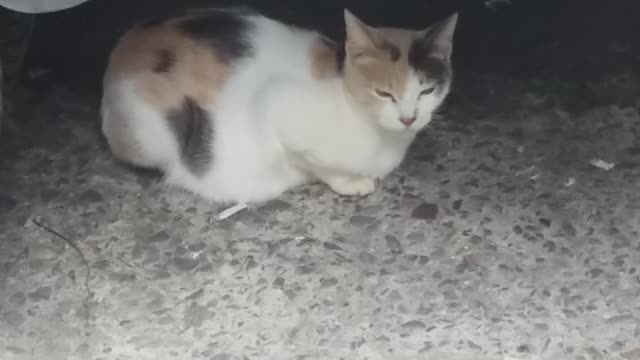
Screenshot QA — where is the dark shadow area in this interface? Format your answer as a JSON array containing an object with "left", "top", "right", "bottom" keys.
[{"left": 23, "top": 0, "right": 640, "bottom": 83}]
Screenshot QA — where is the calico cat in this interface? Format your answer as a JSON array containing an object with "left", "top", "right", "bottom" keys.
[{"left": 100, "top": 8, "right": 458, "bottom": 204}]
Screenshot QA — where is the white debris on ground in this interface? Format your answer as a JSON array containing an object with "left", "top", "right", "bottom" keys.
[
  {"left": 590, "top": 159, "right": 616, "bottom": 171},
  {"left": 215, "top": 202, "right": 249, "bottom": 221},
  {"left": 564, "top": 177, "right": 576, "bottom": 187}
]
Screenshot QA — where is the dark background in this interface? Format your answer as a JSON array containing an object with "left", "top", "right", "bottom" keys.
[{"left": 21, "top": 0, "right": 639, "bottom": 89}]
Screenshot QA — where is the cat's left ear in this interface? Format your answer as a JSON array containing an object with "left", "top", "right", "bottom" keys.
[
  {"left": 417, "top": 13, "right": 459, "bottom": 62},
  {"left": 344, "top": 9, "right": 382, "bottom": 63}
]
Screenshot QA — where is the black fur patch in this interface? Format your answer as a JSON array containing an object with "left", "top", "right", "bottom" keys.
[
  {"left": 152, "top": 48, "right": 175, "bottom": 73},
  {"left": 408, "top": 41, "right": 452, "bottom": 88},
  {"left": 320, "top": 36, "right": 346, "bottom": 74},
  {"left": 381, "top": 41, "right": 401, "bottom": 62},
  {"left": 167, "top": 98, "right": 213, "bottom": 175},
  {"left": 178, "top": 10, "right": 254, "bottom": 62}
]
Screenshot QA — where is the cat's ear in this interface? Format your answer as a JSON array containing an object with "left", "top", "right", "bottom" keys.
[
  {"left": 417, "top": 13, "right": 458, "bottom": 61},
  {"left": 344, "top": 9, "right": 380, "bottom": 60}
]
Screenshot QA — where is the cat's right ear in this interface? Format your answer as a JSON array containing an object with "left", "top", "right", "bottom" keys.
[
  {"left": 344, "top": 9, "right": 379, "bottom": 60},
  {"left": 417, "top": 13, "right": 459, "bottom": 62}
]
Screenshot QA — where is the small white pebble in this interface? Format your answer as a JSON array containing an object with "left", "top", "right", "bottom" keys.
[
  {"left": 590, "top": 159, "right": 615, "bottom": 171},
  {"left": 189, "top": 250, "right": 204, "bottom": 259},
  {"left": 216, "top": 203, "right": 248, "bottom": 220},
  {"left": 564, "top": 177, "right": 576, "bottom": 187}
]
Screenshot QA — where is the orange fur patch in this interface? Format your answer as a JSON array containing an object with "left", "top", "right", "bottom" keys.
[
  {"left": 309, "top": 38, "right": 340, "bottom": 80},
  {"left": 104, "top": 18, "right": 230, "bottom": 111}
]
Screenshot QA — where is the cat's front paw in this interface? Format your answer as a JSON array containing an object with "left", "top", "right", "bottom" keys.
[{"left": 326, "top": 176, "right": 376, "bottom": 196}]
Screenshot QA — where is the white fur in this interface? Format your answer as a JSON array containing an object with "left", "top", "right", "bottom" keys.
[
  {"left": 377, "top": 69, "right": 450, "bottom": 132},
  {"left": 102, "top": 14, "right": 445, "bottom": 205}
]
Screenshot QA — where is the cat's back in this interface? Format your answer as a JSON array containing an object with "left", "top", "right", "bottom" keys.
[
  {"left": 103, "top": 9, "right": 259, "bottom": 109},
  {"left": 103, "top": 8, "right": 341, "bottom": 107}
]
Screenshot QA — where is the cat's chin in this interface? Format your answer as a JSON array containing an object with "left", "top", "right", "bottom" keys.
[
  {"left": 375, "top": 120, "right": 425, "bottom": 135},
  {"left": 378, "top": 125, "right": 422, "bottom": 136}
]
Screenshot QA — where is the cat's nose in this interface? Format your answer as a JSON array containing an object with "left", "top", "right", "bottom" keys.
[{"left": 400, "top": 116, "right": 416, "bottom": 127}]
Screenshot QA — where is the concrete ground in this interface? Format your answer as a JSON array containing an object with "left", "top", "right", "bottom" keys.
[{"left": 1, "top": 2, "right": 640, "bottom": 360}]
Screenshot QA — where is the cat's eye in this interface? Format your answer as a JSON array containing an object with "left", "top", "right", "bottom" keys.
[
  {"left": 374, "top": 89, "right": 396, "bottom": 102},
  {"left": 419, "top": 87, "right": 435, "bottom": 96}
]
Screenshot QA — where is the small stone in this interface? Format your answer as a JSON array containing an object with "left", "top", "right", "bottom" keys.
[
  {"left": 452, "top": 199, "right": 463, "bottom": 211},
  {"left": 320, "top": 277, "right": 338, "bottom": 287},
  {"left": 358, "top": 251, "right": 376, "bottom": 264},
  {"left": 385, "top": 235, "right": 402, "bottom": 254},
  {"left": 517, "top": 344, "right": 531, "bottom": 353},
  {"left": 469, "top": 235, "right": 482, "bottom": 244},
  {"left": 323, "top": 242, "right": 343, "bottom": 251},
  {"left": 148, "top": 230, "right": 170, "bottom": 242},
  {"left": 183, "top": 303, "right": 210, "bottom": 329},
  {"left": 543, "top": 241, "right": 556, "bottom": 252},
  {"left": 78, "top": 189, "right": 103, "bottom": 203},
  {"left": 273, "top": 277, "right": 285, "bottom": 288},
  {"left": 411, "top": 203, "right": 439, "bottom": 220},
  {"left": 9, "top": 292, "right": 26, "bottom": 306},
  {"left": 174, "top": 257, "right": 198, "bottom": 271},
  {"left": 185, "top": 289, "right": 204, "bottom": 300},
  {"left": 539, "top": 218, "right": 551, "bottom": 228},
  {"left": 589, "top": 268, "right": 604, "bottom": 278},
  {"left": 245, "top": 257, "right": 258, "bottom": 270},
  {"left": 467, "top": 341, "right": 482, "bottom": 350},
  {"left": 535, "top": 323, "right": 549, "bottom": 331},
  {"left": 92, "top": 259, "right": 109, "bottom": 269},
  {"left": 295, "top": 264, "right": 315, "bottom": 275},
  {"left": 109, "top": 272, "right": 137, "bottom": 282},
  {"left": 561, "top": 221, "right": 577, "bottom": 236},
  {"left": 402, "top": 320, "right": 426, "bottom": 330},
  {"left": 28, "top": 286, "right": 52, "bottom": 301},
  {"left": 259, "top": 199, "right": 291, "bottom": 212},
  {"left": 3, "top": 310, "right": 25, "bottom": 326},
  {"left": 349, "top": 216, "right": 377, "bottom": 226},
  {"left": 188, "top": 242, "right": 206, "bottom": 252}
]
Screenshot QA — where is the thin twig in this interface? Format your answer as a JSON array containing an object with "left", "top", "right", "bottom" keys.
[{"left": 31, "top": 218, "right": 92, "bottom": 332}]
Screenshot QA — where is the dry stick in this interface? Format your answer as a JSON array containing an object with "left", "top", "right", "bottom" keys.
[{"left": 31, "top": 219, "right": 92, "bottom": 333}]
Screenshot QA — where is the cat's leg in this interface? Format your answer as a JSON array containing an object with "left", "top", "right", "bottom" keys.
[
  {"left": 319, "top": 172, "right": 376, "bottom": 196},
  {"left": 296, "top": 153, "right": 376, "bottom": 196}
]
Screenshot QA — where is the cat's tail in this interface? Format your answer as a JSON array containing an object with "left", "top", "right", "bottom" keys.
[{"left": 100, "top": 79, "right": 180, "bottom": 172}]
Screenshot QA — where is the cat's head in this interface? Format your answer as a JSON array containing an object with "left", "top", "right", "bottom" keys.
[{"left": 341, "top": 10, "right": 458, "bottom": 133}]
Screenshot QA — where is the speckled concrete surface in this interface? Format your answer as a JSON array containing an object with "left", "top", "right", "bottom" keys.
[{"left": 1, "top": 66, "right": 639, "bottom": 360}]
